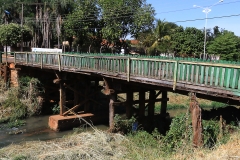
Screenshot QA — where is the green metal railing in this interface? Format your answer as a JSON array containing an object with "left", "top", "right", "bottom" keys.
[{"left": 14, "top": 52, "right": 240, "bottom": 94}]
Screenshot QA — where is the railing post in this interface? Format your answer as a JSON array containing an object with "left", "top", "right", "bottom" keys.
[
  {"left": 58, "top": 53, "right": 61, "bottom": 71},
  {"left": 26, "top": 52, "right": 28, "bottom": 65},
  {"left": 14, "top": 52, "right": 16, "bottom": 64},
  {"left": 40, "top": 52, "right": 43, "bottom": 69},
  {"left": 127, "top": 57, "right": 130, "bottom": 82},
  {"left": 173, "top": 61, "right": 178, "bottom": 90}
]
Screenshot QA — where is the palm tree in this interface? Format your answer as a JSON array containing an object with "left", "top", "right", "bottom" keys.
[{"left": 149, "top": 19, "right": 178, "bottom": 54}]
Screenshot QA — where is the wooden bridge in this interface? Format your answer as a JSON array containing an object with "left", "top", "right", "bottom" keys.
[{"left": 1, "top": 52, "right": 240, "bottom": 131}]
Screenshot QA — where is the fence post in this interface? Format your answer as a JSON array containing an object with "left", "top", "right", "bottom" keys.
[
  {"left": 127, "top": 57, "right": 130, "bottom": 82},
  {"left": 40, "top": 53, "right": 43, "bottom": 69},
  {"left": 26, "top": 52, "right": 28, "bottom": 64},
  {"left": 173, "top": 61, "right": 178, "bottom": 90},
  {"left": 58, "top": 53, "right": 61, "bottom": 71}
]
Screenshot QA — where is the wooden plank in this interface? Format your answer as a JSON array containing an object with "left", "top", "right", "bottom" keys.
[
  {"left": 231, "top": 69, "right": 237, "bottom": 89},
  {"left": 210, "top": 66, "right": 214, "bottom": 86},
  {"left": 204, "top": 66, "right": 209, "bottom": 85},
  {"left": 200, "top": 66, "right": 204, "bottom": 84},
  {"left": 215, "top": 67, "right": 220, "bottom": 86},
  {"left": 195, "top": 65, "right": 199, "bottom": 84},
  {"left": 220, "top": 68, "right": 225, "bottom": 87},
  {"left": 191, "top": 64, "right": 194, "bottom": 83},
  {"left": 186, "top": 64, "right": 189, "bottom": 82},
  {"left": 182, "top": 64, "right": 185, "bottom": 81},
  {"left": 166, "top": 62, "right": 169, "bottom": 79},
  {"left": 161, "top": 63, "right": 165, "bottom": 79},
  {"left": 62, "top": 99, "right": 89, "bottom": 116}
]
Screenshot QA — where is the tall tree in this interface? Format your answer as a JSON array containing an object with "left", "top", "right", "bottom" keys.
[
  {"left": 63, "top": 0, "right": 101, "bottom": 52},
  {"left": 170, "top": 27, "right": 204, "bottom": 57},
  {"left": 207, "top": 30, "right": 240, "bottom": 61},
  {"left": 152, "top": 19, "right": 178, "bottom": 54},
  {"left": 99, "top": 0, "right": 155, "bottom": 52}
]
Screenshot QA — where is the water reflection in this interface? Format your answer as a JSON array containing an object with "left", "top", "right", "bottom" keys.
[{"left": 0, "top": 115, "right": 109, "bottom": 148}]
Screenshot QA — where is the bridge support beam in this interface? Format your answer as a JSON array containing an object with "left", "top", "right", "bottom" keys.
[
  {"left": 102, "top": 77, "right": 117, "bottom": 131},
  {"left": 59, "top": 82, "right": 66, "bottom": 115},
  {"left": 84, "top": 79, "right": 91, "bottom": 113},
  {"left": 74, "top": 80, "right": 80, "bottom": 106},
  {"left": 126, "top": 90, "right": 133, "bottom": 119},
  {"left": 109, "top": 93, "right": 117, "bottom": 131},
  {"left": 148, "top": 90, "right": 156, "bottom": 118},
  {"left": 161, "top": 91, "right": 168, "bottom": 115},
  {"left": 138, "top": 90, "right": 145, "bottom": 118}
]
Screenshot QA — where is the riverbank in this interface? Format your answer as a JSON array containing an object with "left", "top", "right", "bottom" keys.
[{"left": 0, "top": 127, "right": 239, "bottom": 160}]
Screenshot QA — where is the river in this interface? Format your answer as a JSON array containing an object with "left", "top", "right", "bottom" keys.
[{"left": 0, "top": 108, "right": 188, "bottom": 148}]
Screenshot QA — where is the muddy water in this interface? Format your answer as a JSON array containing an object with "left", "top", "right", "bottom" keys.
[
  {"left": 0, "top": 115, "right": 109, "bottom": 148},
  {"left": 0, "top": 108, "right": 187, "bottom": 148}
]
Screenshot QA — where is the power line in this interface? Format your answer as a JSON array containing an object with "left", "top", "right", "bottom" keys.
[
  {"left": 25, "top": 13, "right": 240, "bottom": 33},
  {"left": 174, "top": 13, "right": 240, "bottom": 23},
  {"left": 23, "top": 13, "right": 240, "bottom": 25}
]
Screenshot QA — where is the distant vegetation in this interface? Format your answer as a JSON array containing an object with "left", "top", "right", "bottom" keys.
[{"left": 0, "top": 0, "right": 239, "bottom": 60}]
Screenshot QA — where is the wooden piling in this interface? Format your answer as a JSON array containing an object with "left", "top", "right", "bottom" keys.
[
  {"left": 109, "top": 93, "right": 116, "bottom": 130},
  {"left": 148, "top": 90, "right": 155, "bottom": 117},
  {"left": 189, "top": 93, "right": 203, "bottom": 147},
  {"left": 74, "top": 80, "right": 80, "bottom": 106},
  {"left": 59, "top": 82, "right": 66, "bottom": 115},
  {"left": 139, "top": 90, "right": 145, "bottom": 118},
  {"left": 126, "top": 90, "right": 133, "bottom": 119},
  {"left": 161, "top": 91, "right": 168, "bottom": 115},
  {"left": 84, "top": 80, "right": 91, "bottom": 113}
]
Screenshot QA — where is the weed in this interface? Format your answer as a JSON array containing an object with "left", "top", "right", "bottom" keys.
[
  {"left": 13, "top": 155, "right": 28, "bottom": 160},
  {"left": 52, "top": 104, "right": 60, "bottom": 114},
  {"left": 114, "top": 114, "right": 136, "bottom": 134},
  {"left": 0, "top": 76, "right": 43, "bottom": 127}
]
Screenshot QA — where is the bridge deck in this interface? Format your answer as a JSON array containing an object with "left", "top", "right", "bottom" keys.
[{"left": 6, "top": 52, "right": 240, "bottom": 104}]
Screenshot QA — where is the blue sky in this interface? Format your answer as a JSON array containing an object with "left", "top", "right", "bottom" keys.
[{"left": 146, "top": 0, "right": 240, "bottom": 36}]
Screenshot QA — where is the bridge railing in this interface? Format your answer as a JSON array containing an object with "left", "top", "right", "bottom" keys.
[{"left": 14, "top": 52, "right": 240, "bottom": 93}]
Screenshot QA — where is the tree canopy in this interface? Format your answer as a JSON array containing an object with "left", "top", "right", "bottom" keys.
[
  {"left": 0, "top": 23, "right": 32, "bottom": 46},
  {"left": 170, "top": 27, "right": 205, "bottom": 57},
  {"left": 207, "top": 31, "right": 240, "bottom": 61},
  {"left": 0, "top": 0, "right": 239, "bottom": 60}
]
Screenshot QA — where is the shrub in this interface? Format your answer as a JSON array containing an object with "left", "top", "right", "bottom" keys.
[
  {"left": 0, "top": 76, "right": 43, "bottom": 125},
  {"left": 114, "top": 114, "right": 136, "bottom": 134}
]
